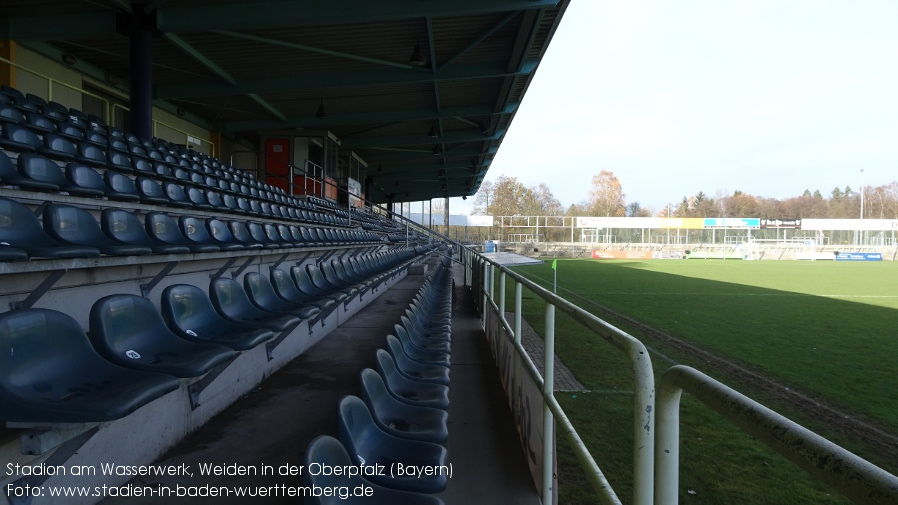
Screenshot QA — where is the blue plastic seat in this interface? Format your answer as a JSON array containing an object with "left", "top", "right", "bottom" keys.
[
  {"left": 39, "top": 133, "right": 77, "bottom": 161},
  {"left": 224, "top": 220, "right": 263, "bottom": 248},
  {"left": 0, "top": 308, "right": 179, "bottom": 422},
  {"left": 209, "top": 277, "right": 301, "bottom": 332},
  {"left": 269, "top": 268, "right": 336, "bottom": 314},
  {"left": 163, "top": 181, "right": 192, "bottom": 207},
  {"left": 291, "top": 265, "right": 349, "bottom": 305},
  {"left": 401, "top": 314, "right": 451, "bottom": 343},
  {"left": 75, "top": 142, "right": 107, "bottom": 167},
  {"left": 303, "top": 436, "right": 445, "bottom": 505},
  {"left": 179, "top": 215, "right": 231, "bottom": 251},
  {"left": 246, "top": 221, "right": 280, "bottom": 248},
  {"left": 204, "top": 218, "right": 246, "bottom": 250},
  {"left": 136, "top": 176, "right": 169, "bottom": 205},
  {"left": 13, "top": 152, "right": 67, "bottom": 191},
  {"left": 394, "top": 323, "right": 451, "bottom": 354},
  {"left": 101, "top": 208, "right": 190, "bottom": 254},
  {"left": 161, "top": 284, "right": 274, "bottom": 351},
  {"left": 103, "top": 171, "right": 141, "bottom": 201},
  {"left": 145, "top": 212, "right": 218, "bottom": 253},
  {"left": 0, "top": 122, "right": 41, "bottom": 151},
  {"left": 386, "top": 334, "right": 450, "bottom": 368},
  {"left": 375, "top": 352, "right": 449, "bottom": 410},
  {"left": 243, "top": 272, "right": 320, "bottom": 319},
  {"left": 88, "top": 294, "right": 237, "bottom": 378},
  {"left": 379, "top": 345, "right": 450, "bottom": 385},
  {"left": 308, "top": 262, "right": 359, "bottom": 298},
  {"left": 0, "top": 197, "right": 100, "bottom": 258},
  {"left": 64, "top": 162, "right": 109, "bottom": 197},
  {"left": 43, "top": 203, "right": 152, "bottom": 256},
  {"left": 337, "top": 396, "right": 448, "bottom": 493},
  {"left": 359, "top": 369, "right": 448, "bottom": 444}
]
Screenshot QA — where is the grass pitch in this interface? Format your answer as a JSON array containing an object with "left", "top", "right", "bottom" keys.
[{"left": 505, "top": 258, "right": 898, "bottom": 504}]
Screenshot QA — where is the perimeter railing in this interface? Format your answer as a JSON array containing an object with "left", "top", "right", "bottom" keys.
[{"left": 459, "top": 246, "right": 898, "bottom": 505}]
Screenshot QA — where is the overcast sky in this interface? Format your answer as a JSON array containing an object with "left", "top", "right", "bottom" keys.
[{"left": 447, "top": 0, "right": 898, "bottom": 216}]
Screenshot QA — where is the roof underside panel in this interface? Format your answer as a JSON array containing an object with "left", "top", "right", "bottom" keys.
[{"left": 3, "top": 0, "right": 570, "bottom": 203}]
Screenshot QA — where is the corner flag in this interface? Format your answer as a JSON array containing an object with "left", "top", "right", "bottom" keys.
[{"left": 552, "top": 258, "right": 557, "bottom": 293}]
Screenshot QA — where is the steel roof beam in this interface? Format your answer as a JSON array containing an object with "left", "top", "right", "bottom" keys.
[
  {"left": 155, "top": 61, "right": 528, "bottom": 99},
  {"left": 340, "top": 129, "right": 504, "bottom": 150},
  {"left": 162, "top": 32, "right": 287, "bottom": 122},
  {"left": 0, "top": 0, "right": 559, "bottom": 41},
  {"left": 219, "top": 103, "right": 517, "bottom": 133}
]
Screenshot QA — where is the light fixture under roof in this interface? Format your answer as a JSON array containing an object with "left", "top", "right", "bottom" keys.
[
  {"left": 409, "top": 43, "right": 427, "bottom": 67},
  {"left": 432, "top": 145, "right": 441, "bottom": 156},
  {"left": 315, "top": 100, "right": 327, "bottom": 119},
  {"left": 428, "top": 124, "right": 438, "bottom": 138}
]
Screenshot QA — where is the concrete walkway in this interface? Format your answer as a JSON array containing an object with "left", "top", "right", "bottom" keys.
[{"left": 102, "top": 259, "right": 539, "bottom": 504}]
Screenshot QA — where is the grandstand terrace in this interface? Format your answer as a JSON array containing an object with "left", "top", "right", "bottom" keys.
[{"left": 1, "top": 2, "right": 897, "bottom": 505}]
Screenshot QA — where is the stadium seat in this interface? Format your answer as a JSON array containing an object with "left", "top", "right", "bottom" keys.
[
  {"left": 209, "top": 277, "right": 301, "bottom": 332},
  {"left": 0, "top": 122, "right": 41, "bottom": 151},
  {"left": 225, "top": 220, "right": 263, "bottom": 249},
  {"left": 386, "top": 334, "right": 450, "bottom": 368},
  {"left": 0, "top": 197, "right": 100, "bottom": 259},
  {"left": 243, "top": 272, "right": 320, "bottom": 319},
  {"left": 374, "top": 352, "right": 449, "bottom": 410},
  {"left": 337, "top": 396, "right": 448, "bottom": 493},
  {"left": 246, "top": 221, "right": 280, "bottom": 248},
  {"left": 64, "top": 162, "right": 110, "bottom": 197},
  {"left": 289, "top": 266, "right": 348, "bottom": 306},
  {"left": 0, "top": 308, "right": 179, "bottom": 422},
  {"left": 359, "top": 368, "right": 448, "bottom": 444},
  {"left": 303, "top": 436, "right": 445, "bottom": 505},
  {"left": 378, "top": 346, "right": 449, "bottom": 386},
  {"left": 308, "top": 262, "right": 359, "bottom": 298},
  {"left": 89, "top": 294, "right": 237, "bottom": 378},
  {"left": 163, "top": 181, "right": 192, "bottom": 207},
  {"left": 161, "top": 284, "right": 275, "bottom": 351},
  {"left": 394, "top": 323, "right": 450, "bottom": 354},
  {"left": 145, "top": 211, "right": 218, "bottom": 253},
  {"left": 103, "top": 171, "right": 141, "bottom": 201},
  {"left": 100, "top": 208, "right": 190, "bottom": 254},
  {"left": 136, "top": 176, "right": 170, "bottom": 205},
  {"left": 75, "top": 142, "right": 107, "bottom": 167},
  {"left": 269, "top": 268, "right": 336, "bottom": 314},
  {"left": 43, "top": 203, "right": 152, "bottom": 256},
  {"left": 180, "top": 215, "right": 238, "bottom": 251},
  {"left": 186, "top": 186, "right": 212, "bottom": 209},
  {"left": 106, "top": 150, "right": 134, "bottom": 173},
  {"left": 401, "top": 314, "right": 451, "bottom": 343},
  {"left": 39, "top": 133, "right": 77, "bottom": 161},
  {"left": 11, "top": 152, "right": 66, "bottom": 191}
]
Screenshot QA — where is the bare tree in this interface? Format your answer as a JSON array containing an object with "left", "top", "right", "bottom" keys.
[{"left": 587, "top": 170, "right": 625, "bottom": 217}]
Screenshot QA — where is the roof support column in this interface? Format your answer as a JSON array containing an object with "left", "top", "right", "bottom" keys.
[
  {"left": 120, "top": 6, "right": 157, "bottom": 141},
  {"left": 129, "top": 21, "right": 153, "bottom": 140}
]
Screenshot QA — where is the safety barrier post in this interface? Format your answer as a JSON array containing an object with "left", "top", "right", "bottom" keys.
[
  {"left": 542, "top": 302, "right": 556, "bottom": 505},
  {"left": 655, "top": 366, "right": 898, "bottom": 505}
]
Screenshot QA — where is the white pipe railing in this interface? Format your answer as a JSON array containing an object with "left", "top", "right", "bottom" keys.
[{"left": 464, "top": 246, "right": 898, "bottom": 505}]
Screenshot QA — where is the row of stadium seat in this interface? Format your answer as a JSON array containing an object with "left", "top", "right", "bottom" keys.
[
  {"left": 0, "top": 248, "right": 424, "bottom": 423},
  {"left": 0, "top": 150, "right": 359, "bottom": 227},
  {"left": 0, "top": 84, "right": 407, "bottom": 236},
  {"left": 303, "top": 259, "right": 454, "bottom": 504},
  {"left": 0, "top": 196, "right": 383, "bottom": 261}
]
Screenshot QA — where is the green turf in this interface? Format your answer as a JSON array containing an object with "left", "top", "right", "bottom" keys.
[{"left": 498, "top": 258, "right": 898, "bottom": 504}]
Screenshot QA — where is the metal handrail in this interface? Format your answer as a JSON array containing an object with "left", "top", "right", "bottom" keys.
[
  {"left": 655, "top": 365, "right": 898, "bottom": 505},
  {"left": 466, "top": 249, "right": 655, "bottom": 505}
]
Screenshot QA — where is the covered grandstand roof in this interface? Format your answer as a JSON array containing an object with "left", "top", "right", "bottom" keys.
[{"left": 0, "top": 0, "right": 570, "bottom": 203}]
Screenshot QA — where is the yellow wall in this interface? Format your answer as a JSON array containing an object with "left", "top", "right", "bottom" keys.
[{"left": 13, "top": 47, "right": 217, "bottom": 156}]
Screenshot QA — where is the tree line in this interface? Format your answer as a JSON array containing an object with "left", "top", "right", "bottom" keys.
[{"left": 473, "top": 170, "right": 898, "bottom": 220}]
